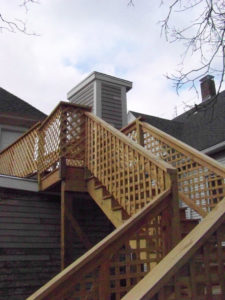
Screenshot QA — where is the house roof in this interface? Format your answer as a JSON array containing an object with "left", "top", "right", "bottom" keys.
[
  {"left": 130, "top": 90, "right": 225, "bottom": 151},
  {"left": 0, "top": 87, "right": 46, "bottom": 127}
]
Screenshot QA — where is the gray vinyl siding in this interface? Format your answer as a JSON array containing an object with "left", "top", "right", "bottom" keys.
[
  {"left": 0, "top": 188, "right": 114, "bottom": 300},
  {"left": 0, "top": 189, "right": 61, "bottom": 300},
  {"left": 69, "top": 83, "right": 94, "bottom": 108},
  {"left": 101, "top": 83, "right": 122, "bottom": 129}
]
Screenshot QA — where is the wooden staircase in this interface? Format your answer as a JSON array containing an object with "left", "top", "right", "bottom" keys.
[
  {"left": 87, "top": 175, "right": 199, "bottom": 238},
  {"left": 0, "top": 102, "right": 224, "bottom": 299},
  {"left": 86, "top": 176, "right": 129, "bottom": 228}
]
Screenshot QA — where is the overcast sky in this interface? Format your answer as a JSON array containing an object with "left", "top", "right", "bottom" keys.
[{"left": 0, "top": 0, "right": 222, "bottom": 119}]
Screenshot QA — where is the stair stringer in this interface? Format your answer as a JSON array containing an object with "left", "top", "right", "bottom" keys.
[{"left": 87, "top": 176, "right": 128, "bottom": 228}]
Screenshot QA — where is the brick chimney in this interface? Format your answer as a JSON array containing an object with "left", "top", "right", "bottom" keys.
[{"left": 200, "top": 75, "right": 216, "bottom": 102}]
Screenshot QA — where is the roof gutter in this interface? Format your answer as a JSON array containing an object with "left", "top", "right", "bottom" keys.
[{"left": 202, "top": 141, "right": 225, "bottom": 155}]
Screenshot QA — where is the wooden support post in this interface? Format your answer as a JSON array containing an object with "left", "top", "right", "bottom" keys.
[
  {"left": 61, "top": 183, "right": 75, "bottom": 270},
  {"left": 136, "top": 119, "right": 144, "bottom": 146},
  {"left": 61, "top": 181, "right": 92, "bottom": 270},
  {"left": 168, "top": 171, "right": 181, "bottom": 247},
  {"left": 59, "top": 157, "right": 66, "bottom": 180},
  {"left": 61, "top": 180, "right": 66, "bottom": 270}
]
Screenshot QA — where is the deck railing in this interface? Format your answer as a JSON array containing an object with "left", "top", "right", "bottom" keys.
[
  {"left": 0, "top": 103, "right": 178, "bottom": 217},
  {"left": 37, "top": 102, "right": 89, "bottom": 181},
  {"left": 122, "top": 196, "right": 225, "bottom": 300},
  {"left": 0, "top": 122, "right": 40, "bottom": 177},
  {"left": 122, "top": 119, "right": 225, "bottom": 213},
  {"left": 26, "top": 189, "right": 173, "bottom": 300},
  {"left": 85, "top": 112, "right": 177, "bottom": 216}
]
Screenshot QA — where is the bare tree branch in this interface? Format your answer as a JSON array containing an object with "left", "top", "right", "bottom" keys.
[
  {"left": 127, "top": 0, "right": 135, "bottom": 7},
  {"left": 161, "top": 0, "right": 225, "bottom": 95},
  {"left": 0, "top": 0, "right": 39, "bottom": 35}
]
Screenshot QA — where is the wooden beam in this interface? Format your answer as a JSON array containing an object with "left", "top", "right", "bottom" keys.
[
  {"left": 65, "top": 206, "right": 92, "bottom": 250},
  {"left": 64, "top": 167, "right": 87, "bottom": 192},
  {"left": 179, "top": 192, "right": 207, "bottom": 218},
  {"left": 39, "top": 169, "right": 61, "bottom": 191}
]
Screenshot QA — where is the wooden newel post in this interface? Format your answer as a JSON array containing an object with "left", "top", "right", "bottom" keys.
[
  {"left": 136, "top": 119, "right": 144, "bottom": 146},
  {"left": 167, "top": 170, "right": 181, "bottom": 248}
]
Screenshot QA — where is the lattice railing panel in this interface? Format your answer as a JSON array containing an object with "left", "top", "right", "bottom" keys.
[
  {"left": 0, "top": 123, "right": 40, "bottom": 177},
  {"left": 121, "top": 197, "right": 225, "bottom": 300},
  {"left": 38, "top": 106, "right": 62, "bottom": 176},
  {"left": 38, "top": 103, "right": 87, "bottom": 178},
  {"left": 67, "top": 215, "right": 166, "bottom": 300},
  {"left": 26, "top": 191, "right": 172, "bottom": 300},
  {"left": 60, "top": 105, "right": 86, "bottom": 168},
  {"left": 123, "top": 121, "right": 225, "bottom": 213},
  {"left": 137, "top": 221, "right": 225, "bottom": 300},
  {"left": 85, "top": 114, "right": 174, "bottom": 216}
]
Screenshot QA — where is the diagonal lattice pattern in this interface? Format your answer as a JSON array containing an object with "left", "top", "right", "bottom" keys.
[
  {"left": 38, "top": 103, "right": 87, "bottom": 178},
  {"left": 0, "top": 123, "right": 40, "bottom": 177}
]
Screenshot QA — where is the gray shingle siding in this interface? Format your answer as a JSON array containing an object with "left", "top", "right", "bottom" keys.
[
  {"left": 102, "top": 83, "right": 122, "bottom": 129},
  {"left": 130, "top": 89, "right": 225, "bottom": 151},
  {"left": 69, "top": 83, "right": 94, "bottom": 108}
]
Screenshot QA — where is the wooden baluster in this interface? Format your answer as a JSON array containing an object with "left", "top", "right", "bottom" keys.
[{"left": 99, "top": 260, "right": 110, "bottom": 300}]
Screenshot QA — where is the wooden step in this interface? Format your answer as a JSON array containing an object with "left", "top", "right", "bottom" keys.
[{"left": 87, "top": 177, "right": 124, "bottom": 228}]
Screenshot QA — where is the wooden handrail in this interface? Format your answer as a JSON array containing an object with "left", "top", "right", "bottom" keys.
[
  {"left": 142, "top": 121, "right": 225, "bottom": 177},
  {"left": 85, "top": 112, "right": 176, "bottom": 173},
  {"left": 26, "top": 189, "right": 171, "bottom": 300},
  {"left": 122, "top": 196, "right": 225, "bottom": 300},
  {"left": 38, "top": 101, "right": 91, "bottom": 131},
  {"left": 0, "top": 122, "right": 40, "bottom": 177},
  {"left": 85, "top": 112, "right": 180, "bottom": 218},
  {"left": 122, "top": 119, "right": 225, "bottom": 213},
  {"left": 0, "top": 121, "right": 40, "bottom": 155}
]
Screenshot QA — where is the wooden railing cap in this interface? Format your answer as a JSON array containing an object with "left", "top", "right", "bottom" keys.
[
  {"left": 0, "top": 121, "right": 40, "bottom": 155},
  {"left": 38, "top": 101, "right": 91, "bottom": 131},
  {"left": 85, "top": 112, "right": 176, "bottom": 173},
  {"left": 142, "top": 121, "right": 225, "bottom": 177}
]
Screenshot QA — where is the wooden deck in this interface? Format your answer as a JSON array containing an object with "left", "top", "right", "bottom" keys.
[{"left": 0, "top": 102, "right": 224, "bottom": 299}]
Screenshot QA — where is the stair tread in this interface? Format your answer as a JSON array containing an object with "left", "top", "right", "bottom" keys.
[
  {"left": 85, "top": 176, "right": 95, "bottom": 182},
  {"left": 103, "top": 194, "right": 112, "bottom": 200},
  {"left": 95, "top": 184, "right": 104, "bottom": 190},
  {"left": 112, "top": 205, "right": 122, "bottom": 211}
]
